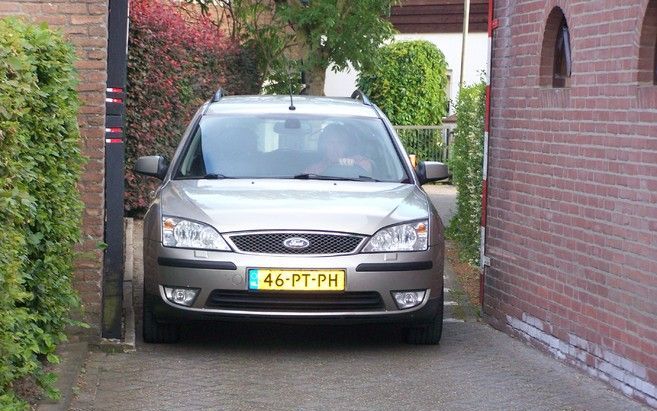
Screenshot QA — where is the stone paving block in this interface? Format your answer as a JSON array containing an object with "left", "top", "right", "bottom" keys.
[{"left": 69, "top": 321, "right": 649, "bottom": 411}]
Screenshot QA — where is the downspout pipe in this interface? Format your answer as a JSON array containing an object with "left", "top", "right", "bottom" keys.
[
  {"left": 459, "top": 0, "right": 471, "bottom": 89},
  {"left": 480, "top": 0, "right": 496, "bottom": 306}
]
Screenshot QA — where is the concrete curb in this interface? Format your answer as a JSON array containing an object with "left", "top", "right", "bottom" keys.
[
  {"left": 122, "top": 217, "right": 136, "bottom": 351},
  {"left": 93, "top": 217, "right": 136, "bottom": 353},
  {"left": 37, "top": 342, "right": 88, "bottom": 411}
]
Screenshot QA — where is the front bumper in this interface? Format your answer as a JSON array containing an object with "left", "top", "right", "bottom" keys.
[{"left": 144, "top": 241, "right": 444, "bottom": 324}]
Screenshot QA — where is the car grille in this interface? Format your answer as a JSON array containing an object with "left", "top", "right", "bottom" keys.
[
  {"left": 206, "top": 290, "right": 384, "bottom": 312},
  {"left": 228, "top": 232, "right": 364, "bottom": 255}
]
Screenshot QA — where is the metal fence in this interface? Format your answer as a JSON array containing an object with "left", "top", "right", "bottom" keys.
[{"left": 393, "top": 124, "right": 455, "bottom": 163}]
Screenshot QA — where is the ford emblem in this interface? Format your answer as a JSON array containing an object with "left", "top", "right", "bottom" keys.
[{"left": 283, "top": 237, "right": 310, "bottom": 249}]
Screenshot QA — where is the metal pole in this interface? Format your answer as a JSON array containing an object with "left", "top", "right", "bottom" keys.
[
  {"left": 480, "top": 0, "right": 496, "bottom": 307},
  {"left": 459, "top": 0, "right": 471, "bottom": 90},
  {"left": 102, "top": 0, "right": 129, "bottom": 339}
]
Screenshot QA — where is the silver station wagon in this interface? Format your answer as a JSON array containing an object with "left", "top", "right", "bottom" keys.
[{"left": 135, "top": 90, "right": 449, "bottom": 344}]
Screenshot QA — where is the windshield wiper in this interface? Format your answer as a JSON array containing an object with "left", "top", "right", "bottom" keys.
[
  {"left": 357, "top": 175, "right": 380, "bottom": 182},
  {"left": 177, "top": 173, "right": 232, "bottom": 180},
  {"left": 201, "top": 173, "right": 232, "bottom": 179},
  {"left": 292, "top": 173, "right": 380, "bottom": 182}
]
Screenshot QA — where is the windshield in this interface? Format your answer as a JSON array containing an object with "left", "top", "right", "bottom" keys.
[{"left": 175, "top": 115, "right": 409, "bottom": 182}]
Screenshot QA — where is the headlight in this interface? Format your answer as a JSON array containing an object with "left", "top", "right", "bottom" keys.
[
  {"left": 362, "top": 220, "right": 428, "bottom": 252},
  {"left": 162, "top": 217, "right": 231, "bottom": 251}
]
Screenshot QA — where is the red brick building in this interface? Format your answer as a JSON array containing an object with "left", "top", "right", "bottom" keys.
[
  {"left": 0, "top": 1, "right": 108, "bottom": 336},
  {"left": 486, "top": 0, "right": 657, "bottom": 406}
]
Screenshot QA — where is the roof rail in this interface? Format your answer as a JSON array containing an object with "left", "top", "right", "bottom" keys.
[
  {"left": 211, "top": 88, "right": 224, "bottom": 103},
  {"left": 350, "top": 90, "right": 372, "bottom": 106},
  {"left": 202, "top": 88, "right": 225, "bottom": 115}
]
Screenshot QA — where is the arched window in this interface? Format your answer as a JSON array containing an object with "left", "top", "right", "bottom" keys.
[
  {"left": 638, "top": 0, "right": 657, "bottom": 84},
  {"left": 540, "top": 7, "right": 572, "bottom": 88},
  {"left": 553, "top": 17, "right": 572, "bottom": 87}
]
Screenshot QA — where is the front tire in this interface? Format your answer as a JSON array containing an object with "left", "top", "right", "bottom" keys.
[
  {"left": 404, "top": 290, "right": 444, "bottom": 345},
  {"left": 142, "top": 293, "right": 180, "bottom": 344}
]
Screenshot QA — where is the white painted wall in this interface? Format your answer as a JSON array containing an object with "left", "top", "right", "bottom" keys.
[
  {"left": 324, "top": 62, "right": 359, "bottom": 98},
  {"left": 324, "top": 32, "right": 488, "bottom": 112}
]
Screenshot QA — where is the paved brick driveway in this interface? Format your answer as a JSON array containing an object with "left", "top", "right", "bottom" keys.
[
  {"left": 69, "top": 184, "right": 647, "bottom": 410},
  {"left": 71, "top": 320, "right": 646, "bottom": 410}
]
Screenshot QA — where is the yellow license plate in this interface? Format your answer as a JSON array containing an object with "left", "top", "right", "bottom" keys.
[{"left": 248, "top": 269, "right": 345, "bottom": 291}]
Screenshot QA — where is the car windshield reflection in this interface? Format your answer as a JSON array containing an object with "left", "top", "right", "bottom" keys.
[{"left": 174, "top": 115, "right": 408, "bottom": 183}]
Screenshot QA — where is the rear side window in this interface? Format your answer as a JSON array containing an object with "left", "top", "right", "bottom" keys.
[{"left": 176, "top": 115, "right": 408, "bottom": 183}]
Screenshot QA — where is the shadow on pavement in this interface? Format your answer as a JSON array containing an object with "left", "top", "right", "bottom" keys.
[{"left": 144, "top": 320, "right": 427, "bottom": 353}]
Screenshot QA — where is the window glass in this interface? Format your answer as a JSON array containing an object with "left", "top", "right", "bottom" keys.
[
  {"left": 637, "top": 0, "right": 657, "bottom": 84},
  {"left": 553, "top": 17, "right": 572, "bottom": 88},
  {"left": 176, "top": 115, "right": 409, "bottom": 183}
]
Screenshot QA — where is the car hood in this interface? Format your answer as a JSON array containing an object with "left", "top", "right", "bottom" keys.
[{"left": 160, "top": 179, "right": 429, "bottom": 235}]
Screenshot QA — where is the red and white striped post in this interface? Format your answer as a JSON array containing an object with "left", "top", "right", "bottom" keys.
[{"left": 480, "top": 0, "right": 496, "bottom": 305}]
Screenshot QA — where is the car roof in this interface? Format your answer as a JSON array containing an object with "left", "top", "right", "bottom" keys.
[{"left": 204, "top": 95, "right": 380, "bottom": 118}]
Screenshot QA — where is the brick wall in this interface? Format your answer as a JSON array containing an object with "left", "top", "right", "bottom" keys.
[
  {"left": 486, "top": 0, "right": 657, "bottom": 407},
  {"left": 0, "top": 1, "right": 107, "bottom": 336}
]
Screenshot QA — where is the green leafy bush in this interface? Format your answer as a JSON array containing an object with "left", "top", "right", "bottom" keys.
[
  {"left": 125, "top": 0, "right": 261, "bottom": 215},
  {"left": 0, "top": 17, "right": 85, "bottom": 409},
  {"left": 357, "top": 40, "right": 448, "bottom": 125},
  {"left": 446, "top": 81, "right": 486, "bottom": 265},
  {"left": 357, "top": 40, "right": 448, "bottom": 161}
]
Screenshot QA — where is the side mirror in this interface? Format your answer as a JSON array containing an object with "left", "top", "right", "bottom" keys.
[
  {"left": 416, "top": 161, "right": 449, "bottom": 185},
  {"left": 134, "top": 156, "right": 169, "bottom": 180}
]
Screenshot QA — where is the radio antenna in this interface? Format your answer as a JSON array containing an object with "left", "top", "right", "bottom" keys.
[{"left": 287, "top": 63, "right": 296, "bottom": 111}]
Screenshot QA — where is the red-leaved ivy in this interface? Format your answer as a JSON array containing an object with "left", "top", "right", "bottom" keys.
[{"left": 125, "top": 0, "right": 260, "bottom": 215}]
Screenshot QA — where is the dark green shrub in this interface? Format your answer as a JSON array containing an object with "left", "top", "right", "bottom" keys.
[
  {"left": 446, "top": 81, "right": 486, "bottom": 265},
  {"left": 357, "top": 40, "right": 448, "bottom": 161},
  {"left": 0, "top": 17, "right": 85, "bottom": 409},
  {"left": 357, "top": 40, "right": 448, "bottom": 125},
  {"left": 124, "top": 0, "right": 261, "bottom": 215}
]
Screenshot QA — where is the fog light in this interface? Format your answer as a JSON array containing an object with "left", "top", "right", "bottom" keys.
[
  {"left": 392, "top": 290, "right": 426, "bottom": 310},
  {"left": 164, "top": 287, "right": 199, "bottom": 307}
]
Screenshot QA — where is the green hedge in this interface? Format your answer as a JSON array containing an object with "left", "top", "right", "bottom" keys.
[
  {"left": 357, "top": 40, "right": 448, "bottom": 162},
  {"left": 446, "top": 81, "right": 486, "bottom": 265},
  {"left": 0, "top": 18, "right": 84, "bottom": 409},
  {"left": 357, "top": 40, "right": 448, "bottom": 126}
]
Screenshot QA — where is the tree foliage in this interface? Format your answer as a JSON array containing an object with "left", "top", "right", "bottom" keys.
[
  {"left": 125, "top": 0, "right": 260, "bottom": 215},
  {"left": 183, "top": 0, "right": 292, "bottom": 88},
  {"left": 185, "top": 0, "right": 398, "bottom": 94},
  {"left": 0, "top": 17, "right": 85, "bottom": 409},
  {"left": 446, "top": 81, "right": 486, "bottom": 265}
]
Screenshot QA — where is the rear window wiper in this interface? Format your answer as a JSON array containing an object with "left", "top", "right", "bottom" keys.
[{"left": 292, "top": 173, "right": 380, "bottom": 182}]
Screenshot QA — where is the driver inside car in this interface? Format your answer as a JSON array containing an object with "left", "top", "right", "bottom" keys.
[{"left": 304, "top": 124, "right": 373, "bottom": 175}]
